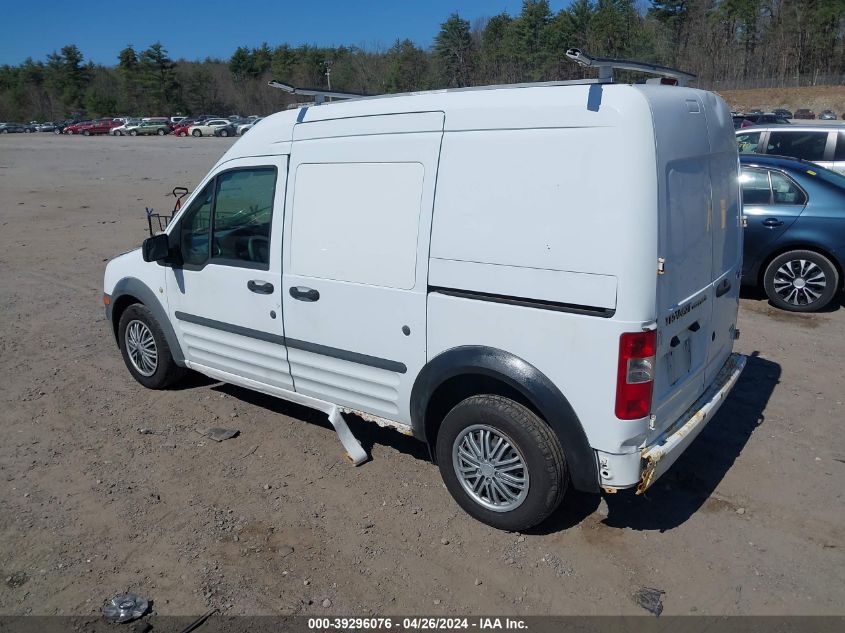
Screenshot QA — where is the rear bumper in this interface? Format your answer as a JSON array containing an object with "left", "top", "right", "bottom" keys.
[{"left": 636, "top": 352, "right": 746, "bottom": 493}]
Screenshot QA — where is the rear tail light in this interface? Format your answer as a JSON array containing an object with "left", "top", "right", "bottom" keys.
[{"left": 615, "top": 331, "right": 656, "bottom": 420}]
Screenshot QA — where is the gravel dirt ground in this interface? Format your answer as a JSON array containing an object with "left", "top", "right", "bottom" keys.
[{"left": 0, "top": 134, "right": 843, "bottom": 618}]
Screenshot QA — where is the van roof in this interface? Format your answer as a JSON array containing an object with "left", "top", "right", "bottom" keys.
[{"left": 221, "top": 82, "right": 717, "bottom": 164}]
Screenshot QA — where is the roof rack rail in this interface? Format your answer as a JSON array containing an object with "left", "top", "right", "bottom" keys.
[
  {"left": 565, "top": 49, "right": 696, "bottom": 87},
  {"left": 268, "top": 80, "right": 364, "bottom": 105}
]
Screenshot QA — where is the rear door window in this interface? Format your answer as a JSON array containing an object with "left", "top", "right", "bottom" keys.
[
  {"left": 769, "top": 171, "right": 806, "bottom": 205},
  {"left": 766, "top": 131, "right": 828, "bottom": 161},
  {"left": 739, "top": 168, "right": 771, "bottom": 205},
  {"left": 736, "top": 132, "right": 761, "bottom": 154}
]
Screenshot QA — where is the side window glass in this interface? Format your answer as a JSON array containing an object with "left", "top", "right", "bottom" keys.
[
  {"left": 211, "top": 168, "right": 276, "bottom": 266},
  {"left": 739, "top": 168, "right": 771, "bottom": 205},
  {"left": 736, "top": 132, "right": 761, "bottom": 154},
  {"left": 766, "top": 131, "right": 828, "bottom": 161},
  {"left": 179, "top": 182, "right": 214, "bottom": 265},
  {"left": 770, "top": 172, "right": 807, "bottom": 205}
]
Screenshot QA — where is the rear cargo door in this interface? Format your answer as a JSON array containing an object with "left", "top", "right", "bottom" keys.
[
  {"left": 703, "top": 95, "right": 743, "bottom": 388},
  {"left": 652, "top": 97, "right": 714, "bottom": 437},
  {"left": 650, "top": 92, "right": 742, "bottom": 440}
]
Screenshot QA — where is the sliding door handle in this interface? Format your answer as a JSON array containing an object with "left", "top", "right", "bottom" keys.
[
  {"left": 289, "top": 286, "right": 320, "bottom": 302},
  {"left": 247, "top": 280, "right": 274, "bottom": 294}
]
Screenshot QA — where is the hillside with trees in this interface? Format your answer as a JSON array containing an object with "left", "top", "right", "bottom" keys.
[{"left": 1, "top": 0, "right": 843, "bottom": 121}]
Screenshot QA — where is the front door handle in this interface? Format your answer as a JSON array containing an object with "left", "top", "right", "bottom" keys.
[
  {"left": 289, "top": 286, "right": 320, "bottom": 302},
  {"left": 762, "top": 218, "right": 784, "bottom": 228},
  {"left": 247, "top": 280, "right": 274, "bottom": 294}
]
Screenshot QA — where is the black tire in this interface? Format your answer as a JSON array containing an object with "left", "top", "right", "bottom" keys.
[
  {"left": 220, "top": 129, "right": 228, "bottom": 137},
  {"left": 763, "top": 249, "right": 839, "bottom": 312},
  {"left": 24, "top": 128, "right": 32, "bottom": 133},
  {"left": 179, "top": 131, "right": 187, "bottom": 137},
  {"left": 117, "top": 304, "right": 185, "bottom": 389},
  {"left": 82, "top": 129, "right": 90, "bottom": 136},
  {"left": 192, "top": 129, "right": 202, "bottom": 137},
  {"left": 435, "top": 395, "right": 567, "bottom": 531},
  {"left": 129, "top": 130, "right": 138, "bottom": 136},
  {"left": 157, "top": 128, "right": 165, "bottom": 136},
  {"left": 54, "top": 128, "right": 61, "bottom": 135}
]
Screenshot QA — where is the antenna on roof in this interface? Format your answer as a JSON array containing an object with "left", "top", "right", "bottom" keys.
[
  {"left": 565, "top": 49, "right": 696, "bottom": 87},
  {"left": 267, "top": 80, "right": 364, "bottom": 105}
]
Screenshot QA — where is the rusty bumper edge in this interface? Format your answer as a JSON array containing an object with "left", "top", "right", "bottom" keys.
[{"left": 637, "top": 353, "right": 747, "bottom": 494}]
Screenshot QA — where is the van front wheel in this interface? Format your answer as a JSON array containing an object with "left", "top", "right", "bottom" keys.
[
  {"left": 118, "top": 304, "right": 185, "bottom": 389},
  {"left": 436, "top": 395, "right": 567, "bottom": 531}
]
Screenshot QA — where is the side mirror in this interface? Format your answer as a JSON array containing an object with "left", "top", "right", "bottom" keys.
[{"left": 142, "top": 233, "right": 171, "bottom": 262}]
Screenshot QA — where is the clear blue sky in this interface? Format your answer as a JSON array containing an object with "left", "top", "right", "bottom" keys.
[{"left": 0, "top": 0, "right": 574, "bottom": 66}]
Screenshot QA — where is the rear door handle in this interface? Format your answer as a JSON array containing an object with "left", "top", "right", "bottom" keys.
[
  {"left": 289, "top": 286, "right": 320, "bottom": 302},
  {"left": 247, "top": 280, "right": 274, "bottom": 294},
  {"left": 716, "top": 278, "right": 732, "bottom": 297},
  {"left": 762, "top": 218, "right": 784, "bottom": 228}
]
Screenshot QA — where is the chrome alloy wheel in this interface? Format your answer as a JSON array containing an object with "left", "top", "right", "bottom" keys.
[
  {"left": 452, "top": 424, "right": 529, "bottom": 512},
  {"left": 773, "top": 259, "right": 827, "bottom": 306},
  {"left": 124, "top": 320, "right": 158, "bottom": 377}
]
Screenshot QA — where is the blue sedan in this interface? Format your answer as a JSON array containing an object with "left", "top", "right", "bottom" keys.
[{"left": 740, "top": 154, "right": 845, "bottom": 312}]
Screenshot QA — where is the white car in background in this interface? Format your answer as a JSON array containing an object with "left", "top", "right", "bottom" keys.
[
  {"left": 236, "top": 118, "right": 262, "bottom": 135},
  {"left": 188, "top": 119, "right": 230, "bottom": 137},
  {"left": 111, "top": 119, "right": 142, "bottom": 136}
]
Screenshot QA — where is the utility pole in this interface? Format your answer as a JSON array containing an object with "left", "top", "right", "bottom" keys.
[{"left": 324, "top": 60, "right": 333, "bottom": 102}]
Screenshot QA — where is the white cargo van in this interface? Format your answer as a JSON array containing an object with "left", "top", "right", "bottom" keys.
[{"left": 104, "top": 54, "right": 746, "bottom": 530}]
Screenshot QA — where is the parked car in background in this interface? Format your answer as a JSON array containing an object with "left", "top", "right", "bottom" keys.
[
  {"left": 125, "top": 121, "right": 171, "bottom": 136},
  {"left": 733, "top": 115, "right": 754, "bottom": 129},
  {"left": 63, "top": 121, "right": 93, "bottom": 134},
  {"left": 736, "top": 125, "right": 845, "bottom": 174},
  {"left": 170, "top": 116, "right": 186, "bottom": 124},
  {"left": 212, "top": 122, "right": 238, "bottom": 137},
  {"left": 819, "top": 110, "right": 837, "bottom": 121},
  {"left": 794, "top": 109, "right": 815, "bottom": 120},
  {"left": 36, "top": 122, "right": 56, "bottom": 132},
  {"left": 188, "top": 119, "right": 230, "bottom": 136},
  {"left": 743, "top": 112, "right": 790, "bottom": 126},
  {"left": 0, "top": 122, "right": 27, "bottom": 133},
  {"left": 739, "top": 154, "right": 845, "bottom": 312},
  {"left": 172, "top": 119, "right": 197, "bottom": 137},
  {"left": 236, "top": 117, "right": 262, "bottom": 135},
  {"left": 773, "top": 108, "right": 793, "bottom": 119},
  {"left": 80, "top": 119, "right": 122, "bottom": 135},
  {"left": 111, "top": 119, "right": 141, "bottom": 135}
]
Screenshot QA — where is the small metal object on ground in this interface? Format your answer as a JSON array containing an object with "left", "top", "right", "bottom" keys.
[
  {"left": 632, "top": 586, "right": 665, "bottom": 616},
  {"left": 103, "top": 593, "right": 149, "bottom": 623},
  {"left": 196, "top": 427, "right": 240, "bottom": 442},
  {"left": 178, "top": 607, "right": 218, "bottom": 633}
]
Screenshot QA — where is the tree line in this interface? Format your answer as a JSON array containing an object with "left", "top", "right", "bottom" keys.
[{"left": 1, "top": 0, "right": 843, "bottom": 122}]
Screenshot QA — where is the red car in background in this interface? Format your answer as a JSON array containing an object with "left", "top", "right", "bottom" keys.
[
  {"left": 172, "top": 119, "right": 197, "bottom": 136},
  {"left": 81, "top": 118, "right": 123, "bottom": 135},
  {"left": 63, "top": 121, "right": 93, "bottom": 134}
]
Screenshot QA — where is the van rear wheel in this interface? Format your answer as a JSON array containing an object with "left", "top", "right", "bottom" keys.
[
  {"left": 118, "top": 304, "right": 185, "bottom": 389},
  {"left": 436, "top": 395, "right": 567, "bottom": 531},
  {"left": 763, "top": 249, "right": 839, "bottom": 312}
]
